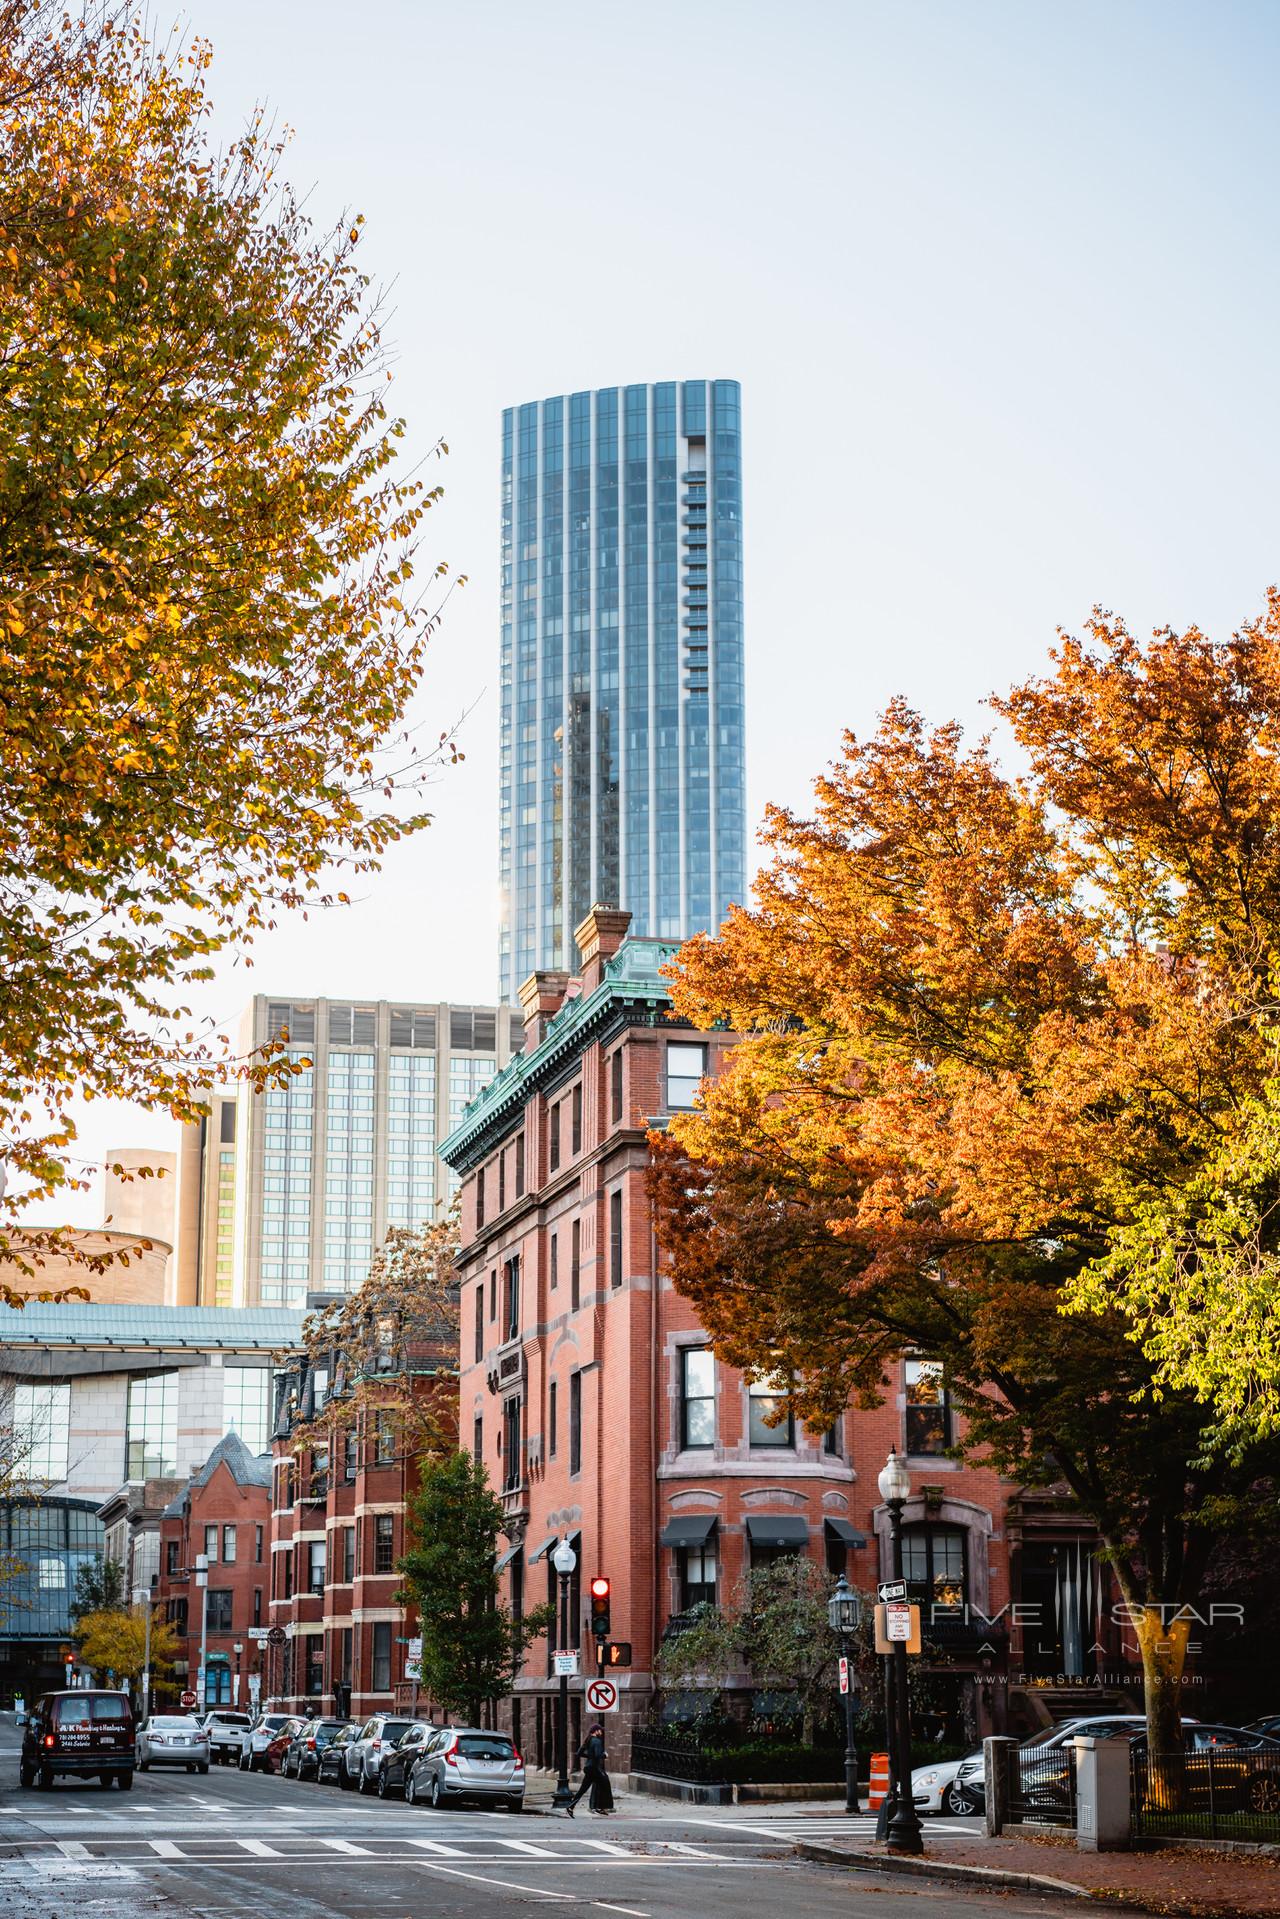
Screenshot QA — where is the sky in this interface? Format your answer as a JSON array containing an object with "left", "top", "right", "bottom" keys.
[{"left": 37, "top": 0, "right": 1280, "bottom": 1224}]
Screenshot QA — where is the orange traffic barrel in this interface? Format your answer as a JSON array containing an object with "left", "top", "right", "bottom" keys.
[{"left": 869, "top": 1752, "right": 890, "bottom": 1810}]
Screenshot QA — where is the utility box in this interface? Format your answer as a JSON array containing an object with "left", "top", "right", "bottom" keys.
[{"left": 1072, "top": 1736, "right": 1132, "bottom": 1851}]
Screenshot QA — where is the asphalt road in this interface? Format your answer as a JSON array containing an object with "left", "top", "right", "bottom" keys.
[{"left": 0, "top": 1727, "right": 1079, "bottom": 1919}]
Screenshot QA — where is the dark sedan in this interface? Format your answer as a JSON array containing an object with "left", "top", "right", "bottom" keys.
[
  {"left": 316, "top": 1722, "right": 361, "bottom": 1787},
  {"left": 368, "top": 1720, "right": 434, "bottom": 1799},
  {"left": 282, "top": 1717, "right": 346, "bottom": 1780}
]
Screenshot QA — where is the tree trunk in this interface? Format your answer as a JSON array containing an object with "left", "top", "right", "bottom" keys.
[{"left": 1135, "top": 1608, "right": 1190, "bottom": 1812}]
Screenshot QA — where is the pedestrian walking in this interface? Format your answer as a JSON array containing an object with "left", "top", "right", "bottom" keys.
[{"left": 565, "top": 1723, "right": 613, "bottom": 1815}]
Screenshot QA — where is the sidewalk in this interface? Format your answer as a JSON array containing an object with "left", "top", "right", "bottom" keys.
[{"left": 795, "top": 1827, "right": 1280, "bottom": 1918}]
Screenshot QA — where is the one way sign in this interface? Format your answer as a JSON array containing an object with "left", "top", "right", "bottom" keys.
[{"left": 877, "top": 1580, "right": 907, "bottom": 1603}]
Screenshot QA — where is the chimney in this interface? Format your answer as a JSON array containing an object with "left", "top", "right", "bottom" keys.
[
  {"left": 518, "top": 969, "right": 572, "bottom": 1047},
  {"left": 574, "top": 905, "right": 632, "bottom": 992}
]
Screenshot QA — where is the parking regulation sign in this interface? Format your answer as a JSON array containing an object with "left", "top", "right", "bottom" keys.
[{"left": 585, "top": 1677, "right": 619, "bottom": 1714}]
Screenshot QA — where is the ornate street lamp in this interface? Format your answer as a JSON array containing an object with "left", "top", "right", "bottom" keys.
[
  {"left": 877, "top": 1447, "right": 924, "bottom": 1855},
  {"left": 551, "top": 1536, "right": 577, "bottom": 1812},
  {"left": 826, "top": 1573, "right": 862, "bottom": 1812},
  {"left": 133, "top": 1587, "right": 152, "bottom": 1722},
  {"left": 233, "top": 1640, "right": 244, "bottom": 1709}
]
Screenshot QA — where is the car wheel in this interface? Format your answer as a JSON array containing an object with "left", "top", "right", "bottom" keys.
[
  {"left": 19, "top": 1762, "right": 34, "bottom": 1790},
  {"left": 139, "top": 1760, "right": 150, "bottom": 1773},
  {"left": 199, "top": 1764, "right": 209, "bottom": 1775},
  {"left": 506, "top": 1797, "right": 523, "bottom": 1814},
  {"left": 186, "top": 1764, "right": 195, "bottom": 1774},
  {"left": 37, "top": 1768, "right": 52, "bottom": 1791},
  {"left": 338, "top": 1764, "right": 352, "bottom": 1790},
  {"left": 1247, "top": 1773, "right": 1280, "bottom": 1815},
  {"left": 99, "top": 1772, "right": 113, "bottom": 1789},
  {"left": 406, "top": 1772, "right": 418, "bottom": 1806},
  {"left": 358, "top": 1764, "right": 375, "bottom": 1795},
  {"left": 376, "top": 1770, "right": 391, "bottom": 1798},
  {"left": 944, "top": 1782, "right": 981, "bottom": 1817},
  {"left": 430, "top": 1774, "right": 442, "bottom": 1810},
  {"left": 118, "top": 1771, "right": 133, "bottom": 1792}
]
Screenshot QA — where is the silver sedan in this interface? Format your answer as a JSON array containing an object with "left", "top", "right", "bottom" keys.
[{"left": 137, "top": 1713, "right": 210, "bottom": 1772}]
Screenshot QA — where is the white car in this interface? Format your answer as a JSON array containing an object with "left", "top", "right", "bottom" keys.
[
  {"left": 202, "top": 1710, "right": 252, "bottom": 1765},
  {"left": 137, "top": 1713, "right": 210, "bottom": 1773},
  {"left": 239, "top": 1712, "right": 297, "bottom": 1772},
  {"left": 911, "top": 1753, "right": 981, "bottom": 1816}
]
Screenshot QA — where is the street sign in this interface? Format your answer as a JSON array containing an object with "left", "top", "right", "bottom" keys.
[
  {"left": 885, "top": 1602, "right": 912, "bottom": 1641},
  {"left": 407, "top": 1637, "right": 423, "bottom": 1660},
  {"left": 180, "top": 1689, "right": 198, "bottom": 1709},
  {"left": 266, "top": 1626, "right": 287, "bottom": 1647},
  {"left": 603, "top": 1642, "right": 632, "bottom": 1668},
  {"left": 405, "top": 1658, "right": 421, "bottom": 1681},
  {"left": 553, "top": 1651, "right": 579, "bottom": 1677},
  {"left": 585, "top": 1677, "right": 619, "bottom": 1714},
  {"left": 877, "top": 1580, "right": 907, "bottom": 1603},
  {"left": 249, "top": 1627, "right": 269, "bottom": 1642},
  {"left": 838, "top": 1655, "right": 851, "bottom": 1696},
  {"left": 247, "top": 1674, "right": 261, "bottom": 1704}
]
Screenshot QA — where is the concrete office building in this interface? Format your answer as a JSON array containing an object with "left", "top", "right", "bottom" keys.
[
  {"left": 173, "top": 996, "right": 521, "bottom": 1308},
  {"left": 498, "top": 381, "right": 747, "bottom": 1002}
]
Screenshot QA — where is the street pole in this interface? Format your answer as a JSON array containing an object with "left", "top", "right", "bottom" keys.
[
  {"left": 233, "top": 1641, "right": 243, "bottom": 1709},
  {"left": 878, "top": 1449, "right": 923, "bottom": 1856},
  {"left": 826, "top": 1573, "right": 861, "bottom": 1814},
  {"left": 133, "top": 1588, "right": 152, "bottom": 1722},
  {"left": 195, "top": 1552, "right": 209, "bottom": 1717},
  {"left": 550, "top": 1537, "right": 577, "bottom": 1813}
]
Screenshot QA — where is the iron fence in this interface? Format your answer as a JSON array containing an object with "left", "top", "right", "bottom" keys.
[
  {"left": 630, "top": 1733, "right": 727, "bottom": 1784},
  {"left": 1009, "top": 1744, "right": 1077, "bottom": 1828},
  {"left": 1132, "top": 1747, "right": 1280, "bottom": 1843}
]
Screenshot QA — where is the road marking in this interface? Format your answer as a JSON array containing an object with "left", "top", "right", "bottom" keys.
[
  {"left": 238, "top": 1838, "right": 283, "bottom": 1856},
  {"left": 149, "top": 1839, "right": 187, "bottom": 1858},
  {"left": 405, "top": 1860, "right": 577, "bottom": 1900},
  {"left": 318, "top": 1837, "right": 373, "bottom": 1855},
  {"left": 580, "top": 1838, "right": 642, "bottom": 1857},
  {"left": 595, "top": 1906, "right": 650, "bottom": 1917},
  {"left": 496, "top": 1837, "right": 559, "bottom": 1856},
  {"left": 661, "top": 1840, "right": 735, "bottom": 1860},
  {"left": 406, "top": 1836, "right": 470, "bottom": 1857},
  {"left": 55, "top": 1840, "right": 91, "bottom": 1858}
]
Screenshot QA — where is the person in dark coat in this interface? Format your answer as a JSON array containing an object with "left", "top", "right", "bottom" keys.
[{"left": 566, "top": 1723, "right": 614, "bottom": 1815}]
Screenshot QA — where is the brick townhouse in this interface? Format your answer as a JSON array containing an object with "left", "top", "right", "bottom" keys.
[
  {"left": 441, "top": 907, "right": 1118, "bottom": 1771},
  {"left": 155, "top": 1433, "right": 272, "bottom": 1708}
]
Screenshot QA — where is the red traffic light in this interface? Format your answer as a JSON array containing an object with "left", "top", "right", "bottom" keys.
[
  {"left": 590, "top": 1577, "right": 611, "bottom": 1599},
  {"left": 589, "top": 1575, "right": 612, "bottom": 1637}
]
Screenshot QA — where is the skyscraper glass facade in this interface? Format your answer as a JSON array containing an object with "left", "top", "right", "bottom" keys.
[{"left": 499, "top": 380, "right": 746, "bottom": 1000}]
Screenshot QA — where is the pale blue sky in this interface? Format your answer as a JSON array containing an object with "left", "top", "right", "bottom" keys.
[{"left": 42, "top": 0, "right": 1280, "bottom": 1218}]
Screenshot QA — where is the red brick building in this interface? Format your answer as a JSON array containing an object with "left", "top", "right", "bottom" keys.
[
  {"left": 442, "top": 909, "right": 1116, "bottom": 1769},
  {"left": 156, "top": 1433, "right": 271, "bottom": 1708}
]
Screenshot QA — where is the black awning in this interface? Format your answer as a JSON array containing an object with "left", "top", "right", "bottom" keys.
[
  {"left": 659, "top": 1514, "right": 717, "bottom": 1547},
  {"left": 744, "top": 1515, "right": 809, "bottom": 1547},
  {"left": 824, "top": 1518, "right": 868, "bottom": 1548},
  {"left": 526, "top": 1533, "right": 558, "bottom": 1564},
  {"left": 494, "top": 1542, "right": 521, "bottom": 1574}
]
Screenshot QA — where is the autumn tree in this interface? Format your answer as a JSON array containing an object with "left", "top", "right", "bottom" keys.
[
  {"left": 397, "top": 1450, "right": 553, "bottom": 1727},
  {"left": 75, "top": 1604, "right": 178, "bottom": 1687},
  {"left": 651, "top": 607, "right": 1280, "bottom": 1757},
  {"left": 0, "top": 3, "right": 461, "bottom": 1267}
]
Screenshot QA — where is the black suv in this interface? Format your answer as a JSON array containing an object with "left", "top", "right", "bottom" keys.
[{"left": 21, "top": 1690, "right": 136, "bottom": 1790}]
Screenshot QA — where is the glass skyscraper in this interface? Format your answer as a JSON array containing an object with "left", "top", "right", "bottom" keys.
[{"left": 498, "top": 379, "right": 746, "bottom": 1001}]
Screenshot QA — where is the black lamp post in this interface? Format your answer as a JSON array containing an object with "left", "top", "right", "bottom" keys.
[
  {"left": 551, "top": 1536, "right": 577, "bottom": 1812},
  {"left": 826, "top": 1574, "right": 862, "bottom": 1812},
  {"left": 878, "top": 1447, "right": 924, "bottom": 1855}
]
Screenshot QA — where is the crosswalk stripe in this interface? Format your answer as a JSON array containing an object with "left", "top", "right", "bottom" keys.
[
  {"left": 318, "top": 1838, "right": 374, "bottom": 1855},
  {"left": 149, "top": 1840, "right": 186, "bottom": 1858},
  {"left": 55, "top": 1841, "right": 91, "bottom": 1858},
  {"left": 238, "top": 1839, "right": 283, "bottom": 1857},
  {"left": 495, "top": 1838, "right": 558, "bottom": 1857},
  {"left": 406, "top": 1837, "right": 469, "bottom": 1857},
  {"left": 578, "top": 1839, "right": 635, "bottom": 1857}
]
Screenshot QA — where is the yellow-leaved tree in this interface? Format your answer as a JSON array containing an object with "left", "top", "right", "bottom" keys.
[{"left": 0, "top": 3, "right": 461, "bottom": 1279}]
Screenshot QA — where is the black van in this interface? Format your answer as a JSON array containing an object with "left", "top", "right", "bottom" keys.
[{"left": 20, "top": 1689, "right": 136, "bottom": 1789}]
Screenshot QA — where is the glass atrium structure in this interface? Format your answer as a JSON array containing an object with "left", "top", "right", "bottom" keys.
[{"left": 498, "top": 380, "right": 746, "bottom": 1001}]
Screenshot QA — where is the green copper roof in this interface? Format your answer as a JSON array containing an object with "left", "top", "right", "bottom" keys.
[
  {"left": 0, "top": 1304, "right": 304, "bottom": 1351},
  {"left": 441, "top": 935, "right": 680, "bottom": 1169}
]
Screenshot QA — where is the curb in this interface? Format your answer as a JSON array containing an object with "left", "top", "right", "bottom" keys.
[{"left": 793, "top": 1840, "right": 1092, "bottom": 1900}]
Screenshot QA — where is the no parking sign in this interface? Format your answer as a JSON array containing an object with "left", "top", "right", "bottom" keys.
[{"left": 585, "top": 1677, "right": 619, "bottom": 1714}]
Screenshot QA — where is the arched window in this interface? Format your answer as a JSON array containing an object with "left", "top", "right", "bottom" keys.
[{"left": 902, "top": 1523, "right": 965, "bottom": 1613}]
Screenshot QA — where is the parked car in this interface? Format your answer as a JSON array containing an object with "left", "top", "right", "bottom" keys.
[
  {"left": 316, "top": 1722, "right": 361, "bottom": 1786},
  {"left": 1245, "top": 1716, "right": 1280, "bottom": 1743},
  {"left": 283, "top": 1716, "right": 347, "bottom": 1780},
  {"left": 260, "top": 1716, "right": 305, "bottom": 1774},
  {"left": 19, "top": 1690, "right": 136, "bottom": 1791},
  {"left": 367, "top": 1721, "right": 434, "bottom": 1798},
  {"left": 138, "top": 1714, "right": 210, "bottom": 1773},
  {"left": 910, "top": 1754, "right": 980, "bottom": 1816},
  {"left": 405, "top": 1725, "right": 525, "bottom": 1811},
  {"left": 343, "top": 1714, "right": 416, "bottom": 1793},
  {"left": 202, "top": 1710, "right": 252, "bottom": 1766},
  {"left": 1132, "top": 1724, "right": 1280, "bottom": 1818},
  {"left": 239, "top": 1712, "right": 299, "bottom": 1772}
]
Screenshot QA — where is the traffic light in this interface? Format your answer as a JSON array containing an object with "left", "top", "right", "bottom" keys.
[
  {"left": 589, "top": 1575, "right": 611, "bottom": 1638},
  {"left": 605, "top": 1641, "right": 632, "bottom": 1668}
]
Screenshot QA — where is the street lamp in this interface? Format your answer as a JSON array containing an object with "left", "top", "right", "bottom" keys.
[
  {"left": 551, "top": 1536, "right": 577, "bottom": 1813},
  {"left": 827, "top": 1574, "right": 862, "bottom": 1812},
  {"left": 233, "top": 1641, "right": 244, "bottom": 1709},
  {"left": 133, "top": 1588, "right": 152, "bottom": 1722},
  {"left": 877, "top": 1448, "right": 923, "bottom": 1855},
  {"left": 194, "top": 1552, "right": 209, "bottom": 1717}
]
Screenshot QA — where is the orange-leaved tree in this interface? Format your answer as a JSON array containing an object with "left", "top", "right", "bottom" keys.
[
  {"left": 0, "top": 3, "right": 462, "bottom": 1276},
  {"left": 651, "top": 605, "right": 1280, "bottom": 1756}
]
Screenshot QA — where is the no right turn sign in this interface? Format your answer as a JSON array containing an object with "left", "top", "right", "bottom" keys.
[{"left": 585, "top": 1677, "right": 619, "bottom": 1713}]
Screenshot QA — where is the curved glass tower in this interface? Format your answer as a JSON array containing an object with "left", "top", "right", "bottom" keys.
[{"left": 499, "top": 379, "right": 746, "bottom": 1001}]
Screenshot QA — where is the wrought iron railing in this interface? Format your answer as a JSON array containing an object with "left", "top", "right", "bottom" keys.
[
  {"left": 1132, "top": 1746, "right": 1280, "bottom": 1842},
  {"left": 1010, "top": 1744, "right": 1077, "bottom": 1827}
]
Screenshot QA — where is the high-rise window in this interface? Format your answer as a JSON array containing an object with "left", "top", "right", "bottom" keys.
[
  {"left": 902, "top": 1524, "right": 966, "bottom": 1612},
  {"left": 222, "top": 1525, "right": 237, "bottom": 1563},
  {"left": 474, "top": 1283, "right": 484, "bottom": 1361},
  {"left": 571, "top": 1083, "right": 582, "bottom": 1155},
  {"left": 504, "top": 1255, "right": 520, "bottom": 1341},
  {"left": 373, "top": 1514, "right": 395, "bottom": 1574},
  {"left": 748, "top": 1374, "right": 794, "bottom": 1448},
  {"left": 126, "top": 1373, "right": 177, "bottom": 1479},
  {"left": 549, "top": 1101, "right": 560, "bottom": 1172},
  {"left": 473, "top": 1415, "right": 483, "bottom": 1463},
  {"left": 681, "top": 1540, "right": 717, "bottom": 1610},
  {"left": 476, "top": 1165, "right": 486, "bottom": 1228},
  {"left": 515, "top": 1131, "right": 525, "bottom": 1197},
  {"left": 204, "top": 1524, "right": 218, "bottom": 1562},
  {"left": 342, "top": 1526, "right": 355, "bottom": 1583},
  {"left": 609, "top": 1189, "right": 623, "bottom": 1287},
  {"left": 549, "top": 1231, "right": 558, "bottom": 1291},
  {"left": 13, "top": 1382, "right": 70, "bottom": 1483},
  {"left": 255, "top": 1524, "right": 264, "bottom": 1563},
  {"left": 571, "top": 1219, "right": 581, "bottom": 1310},
  {"left": 569, "top": 1371, "right": 582, "bottom": 1475},
  {"left": 548, "top": 1381, "right": 558, "bottom": 1458},
  {"left": 610, "top": 1049, "right": 623, "bottom": 1123},
  {"left": 308, "top": 1541, "right": 326, "bottom": 1594},
  {"left": 344, "top": 1433, "right": 358, "bottom": 1481},
  {"left": 681, "top": 1349, "right": 715, "bottom": 1448},
  {"left": 502, "top": 1397, "right": 522, "bottom": 1491},
  {"left": 666, "top": 1043, "right": 707, "bottom": 1110},
  {"left": 372, "top": 1621, "right": 392, "bottom": 1691},
  {"left": 905, "top": 1358, "right": 952, "bottom": 1456},
  {"left": 223, "top": 1367, "right": 271, "bottom": 1454},
  {"left": 374, "top": 1412, "right": 395, "bottom": 1465},
  {"left": 207, "top": 1590, "right": 233, "bottom": 1632},
  {"left": 253, "top": 1587, "right": 262, "bottom": 1626}
]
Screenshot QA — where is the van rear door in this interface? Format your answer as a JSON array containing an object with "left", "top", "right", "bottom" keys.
[{"left": 90, "top": 1693, "right": 133, "bottom": 1756}]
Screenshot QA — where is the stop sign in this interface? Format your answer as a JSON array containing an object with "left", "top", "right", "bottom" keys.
[{"left": 180, "top": 1689, "right": 198, "bottom": 1709}]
